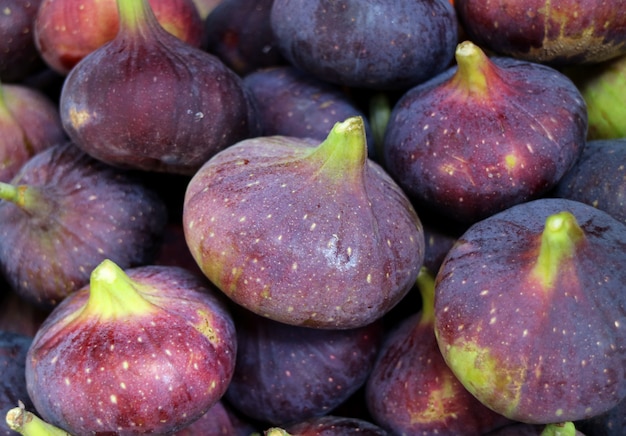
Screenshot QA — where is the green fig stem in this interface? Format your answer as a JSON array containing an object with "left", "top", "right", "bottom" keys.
[
  {"left": 451, "top": 40, "right": 496, "bottom": 99},
  {"left": 531, "top": 211, "right": 585, "bottom": 289},
  {"left": 307, "top": 116, "right": 368, "bottom": 184},
  {"left": 416, "top": 267, "right": 436, "bottom": 327},
  {"left": 6, "top": 402, "right": 72, "bottom": 436},
  {"left": 116, "top": 0, "right": 160, "bottom": 38},
  {"left": 540, "top": 422, "right": 578, "bottom": 436},
  {"left": 263, "top": 429, "right": 292, "bottom": 436},
  {"left": 81, "top": 259, "right": 157, "bottom": 320},
  {"left": 0, "top": 182, "right": 53, "bottom": 217}
]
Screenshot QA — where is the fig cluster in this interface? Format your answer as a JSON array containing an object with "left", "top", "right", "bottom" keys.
[{"left": 1, "top": 0, "right": 626, "bottom": 435}]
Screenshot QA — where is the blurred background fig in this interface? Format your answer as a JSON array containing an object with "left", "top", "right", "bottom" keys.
[
  {"left": 0, "top": 0, "right": 46, "bottom": 82},
  {"left": 59, "top": 0, "right": 259, "bottom": 175},
  {"left": 183, "top": 116, "right": 425, "bottom": 329},
  {"left": 0, "top": 80, "right": 66, "bottom": 182},
  {"left": 202, "top": 0, "right": 285, "bottom": 76},
  {"left": 243, "top": 66, "right": 376, "bottom": 157},
  {"left": 25, "top": 260, "right": 237, "bottom": 435},
  {"left": 276, "top": 415, "right": 390, "bottom": 435},
  {"left": 224, "top": 307, "right": 383, "bottom": 426},
  {"left": 270, "top": 0, "right": 458, "bottom": 90},
  {"left": 0, "top": 331, "right": 34, "bottom": 436},
  {"left": 0, "top": 142, "right": 168, "bottom": 309},
  {"left": 455, "top": 0, "right": 626, "bottom": 66},
  {"left": 383, "top": 41, "right": 587, "bottom": 224},
  {"left": 34, "top": 0, "right": 204, "bottom": 75}
]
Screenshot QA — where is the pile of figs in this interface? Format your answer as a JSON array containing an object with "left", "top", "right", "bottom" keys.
[{"left": 1, "top": 0, "right": 626, "bottom": 435}]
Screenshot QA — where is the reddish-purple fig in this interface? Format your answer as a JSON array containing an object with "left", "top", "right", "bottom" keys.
[
  {"left": 25, "top": 260, "right": 237, "bottom": 435},
  {"left": 184, "top": 116, "right": 424, "bottom": 329}
]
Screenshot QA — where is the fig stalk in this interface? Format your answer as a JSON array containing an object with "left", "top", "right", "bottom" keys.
[
  {"left": 5, "top": 403, "right": 71, "bottom": 436},
  {"left": 116, "top": 0, "right": 158, "bottom": 38},
  {"left": 531, "top": 211, "right": 585, "bottom": 289},
  {"left": 0, "top": 182, "right": 53, "bottom": 218},
  {"left": 450, "top": 41, "right": 497, "bottom": 99}
]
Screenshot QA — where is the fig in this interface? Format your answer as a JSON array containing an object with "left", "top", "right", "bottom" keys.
[
  {"left": 576, "top": 395, "right": 626, "bottom": 436},
  {"left": 275, "top": 415, "right": 390, "bottom": 435},
  {"left": 455, "top": 0, "right": 626, "bottom": 65},
  {"left": 0, "top": 0, "right": 45, "bottom": 82},
  {"left": 34, "top": 0, "right": 204, "bottom": 75},
  {"left": 552, "top": 138, "right": 626, "bottom": 224},
  {"left": 0, "top": 291, "right": 50, "bottom": 338},
  {"left": 0, "top": 81, "right": 66, "bottom": 182},
  {"left": 183, "top": 116, "right": 425, "bottom": 329},
  {"left": 270, "top": 0, "right": 458, "bottom": 90},
  {"left": 0, "top": 332, "right": 34, "bottom": 436},
  {"left": 564, "top": 54, "right": 626, "bottom": 140},
  {"left": 174, "top": 400, "right": 258, "bottom": 435},
  {"left": 365, "top": 268, "right": 511, "bottom": 435},
  {"left": 25, "top": 260, "right": 237, "bottom": 435},
  {"left": 203, "top": 0, "right": 285, "bottom": 75},
  {"left": 0, "top": 142, "right": 168, "bottom": 308},
  {"left": 433, "top": 198, "right": 626, "bottom": 423},
  {"left": 224, "top": 307, "right": 382, "bottom": 426},
  {"left": 383, "top": 41, "right": 587, "bottom": 223},
  {"left": 59, "top": 0, "right": 259, "bottom": 175},
  {"left": 242, "top": 66, "right": 376, "bottom": 157}
]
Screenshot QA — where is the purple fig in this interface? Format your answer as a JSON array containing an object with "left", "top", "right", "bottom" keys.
[
  {"left": 25, "top": 260, "right": 237, "bottom": 435},
  {"left": 383, "top": 41, "right": 587, "bottom": 223},
  {"left": 59, "top": 0, "right": 259, "bottom": 175},
  {"left": 434, "top": 198, "right": 626, "bottom": 423},
  {"left": 183, "top": 116, "right": 425, "bottom": 329},
  {"left": 0, "top": 81, "right": 66, "bottom": 182},
  {"left": 0, "top": 142, "right": 168, "bottom": 308},
  {"left": 278, "top": 415, "right": 390, "bottom": 435}
]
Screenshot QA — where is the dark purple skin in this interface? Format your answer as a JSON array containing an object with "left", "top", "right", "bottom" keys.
[
  {"left": 434, "top": 198, "right": 626, "bottom": 423},
  {"left": 383, "top": 54, "right": 587, "bottom": 224},
  {"left": 0, "top": 0, "right": 46, "bottom": 82},
  {"left": 243, "top": 66, "right": 377, "bottom": 157},
  {"left": 366, "top": 311, "right": 512, "bottom": 435},
  {"left": 224, "top": 308, "right": 383, "bottom": 426},
  {"left": 455, "top": 0, "right": 626, "bottom": 65},
  {"left": 25, "top": 265, "right": 237, "bottom": 435},
  {"left": 552, "top": 138, "right": 626, "bottom": 224},
  {"left": 270, "top": 0, "right": 458, "bottom": 90},
  {"left": 576, "top": 395, "right": 626, "bottom": 436},
  {"left": 0, "top": 331, "right": 34, "bottom": 436},
  {"left": 0, "top": 142, "right": 168, "bottom": 308},
  {"left": 59, "top": 0, "right": 259, "bottom": 175},
  {"left": 283, "top": 415, "right": 390, "bottom": 435},
  {"left": 202, "top": 0, "right": 286, "bottom": 75},
  {"left": 174, "top": 399, "right": 258, "bottom": 436},
  {"left": 0, "top": 82, "right": 67, "bottom": 183}
]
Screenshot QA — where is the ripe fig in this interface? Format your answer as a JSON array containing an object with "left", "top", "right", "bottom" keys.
[
  {"left": 25, "top": 260, "right": 237, "bottom": 435},
  {"left": 270, "top": 0, "right": 458, "bottom": 90},
  {"left": 434, "top": 198, "right": 626, "bottom": 423},
  {"left": 34, "top": 0, "right": 204, "bottom": 75},
  {"left": 383, "top": 41, "right": 587, "bottom": 223},
  {"left": 0, "top": 81, "right": 66, "bottom": 182},
  {"left": 224, "top": 307, "right": 382, "bottom": 426},
  {"left": 455, "top": 0, "right": 626, "bottom": 65},
  {"left": 0, "top": 142, "right": 168, "bottom": 308},
  {"left": 0, "top": 0, "right": 45, "bottom": 82},
  {"left": 183, "top": 116, "right": 425, "bottom": 329},
  {"left": 59, "top": 0, "right": 259, "bottom": 175},
  {"left": 276, "top": 415, "right": 390, "bottom": 435},
  {"left": 242, "top": 66, "right": 376, "bottom": 157},
  {"left": 0, "top": 332, "right": 34, "bottom": 436},
  {"left": 365, "top": 268, "right": 511, "bottom": 435},
  {"left": 552, "top": 138, "right": 626, "bottom": 224}
]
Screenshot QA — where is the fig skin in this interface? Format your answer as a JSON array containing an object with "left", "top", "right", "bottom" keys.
[
  {"left": 278, "top": 415, "right": 390, "bottom": 435},
  {"left": 0, "top": 0, "right": 46, "bottom": 82},
  {"left": 383, "top": 41, "right": 587, "bottom": 224},
  {"left": 365, "top": 269, "right": 512, "bottom": 435},
  {"left": 433, "top": 198, "right": 626, "bottom": 424},
  {"left": 455, "top": 0, "right": 626, "bottom": 66},
  {"left": 0, "top": 81, "right": 67, "bottom": 183},
  {"left": 270, "top": 0, "right": 458, "bottom": 90},
  {"left": 59, "top": 0, "right": 259, "bottom": 175},
  {"left": 183, "top": 116, "right": 425, "bottom": 329},
  {"left": 0, "top": 331, "right": 34, "bottom": 436},
  {"left": 0, "top": 142, "right": 168, "bottom": 309},
  {"left": 34, "top": 0, "right": 204, "bottom": 75},
  {"left": 552, "top": 138, "right": 626, "bottom": 224},
  {"left": 224, "top": 308, "right": 383, "bottom": 426},
  {"left": 243, "top": 66, "right": 376, "bottom": 157},
  {"left": 25, "top": 261, "right": 237, "bottom": 435}
]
